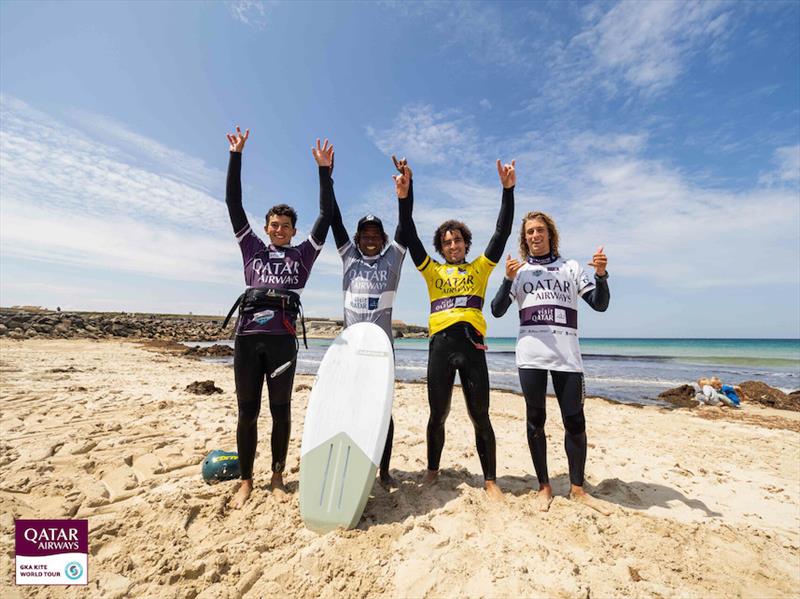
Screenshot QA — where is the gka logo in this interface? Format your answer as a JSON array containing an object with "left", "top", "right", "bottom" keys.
[{"left": 65, "top": 562, "right": 83, "bottom": 580}]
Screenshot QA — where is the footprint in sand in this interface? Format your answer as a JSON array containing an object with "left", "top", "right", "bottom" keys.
[
  {"left": 131, "top": 453, "right": 164, "bottom": 481},
  {"left": 100, "top": 465, "right": 140, "bottom": 498}
]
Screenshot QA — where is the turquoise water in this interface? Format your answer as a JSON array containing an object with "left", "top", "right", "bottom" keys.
[
  {"left": 193, "top": 337, "right": 800, "bottom": 406},
  {"left": 395, "top": 337, "right": 800, "bottom": 367}
]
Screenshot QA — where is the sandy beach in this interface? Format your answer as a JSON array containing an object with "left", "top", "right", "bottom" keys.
[{"left": 1, "top": 338, "right": 799, "bottom": 598}]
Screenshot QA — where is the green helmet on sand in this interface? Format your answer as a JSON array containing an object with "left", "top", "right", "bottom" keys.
[{"left": 201, "top": 450, "right": 241, "bottom": 484}]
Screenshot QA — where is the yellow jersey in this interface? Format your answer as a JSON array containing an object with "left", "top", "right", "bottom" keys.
[{"left": 418, "top": 253, "right": 497, "bottom": 337}]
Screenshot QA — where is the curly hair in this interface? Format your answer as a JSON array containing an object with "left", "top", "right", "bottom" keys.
[
  {"left": 433, "top": 220, "right": 472, "bottom": 257},
  {"left": 518, "top": 211, "right": 559, "bottom": 258},
  {"left": 266, "top": 204, "right": 297, "bottom": 228}
]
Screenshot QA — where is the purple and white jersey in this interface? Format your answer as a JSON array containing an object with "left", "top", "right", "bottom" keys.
[
  {"left": 509, "top": 256, "right": 595, "bottom": 372},
  {"left": 340, "top": 239, "right": 406, "bottom": 344},
  {"left": 235, "top": 223, "right": 321, "bottom": 336}
]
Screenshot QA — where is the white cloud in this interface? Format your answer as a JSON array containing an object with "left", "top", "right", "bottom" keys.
[
  {"left": 0, "top": 95, "right": 249, "bottom": 288},
  {"left": 67, "top": 110, "right": 224, "bottom": 193},
  {"left": 382, "top": 1, "right": 534, "bottom": 66},
  {"left": 366, "top": 104, "right": 480, "bottom": 166},
  {"left": 479, "top": 99, "right": 492, "bottom": 110},
  {"left": 760, "top": 145, "right": 800, "bottom": 185},
  {"left": 369, "top": 103, "right": 798, "bottom": 291},
  {"left": 228, "top": 0, "right": 268, "bottom": 30},
  {"left": 573, "top": 0, "right": 732, "bottom": 96},
  {"left": 552, "top": 154, "right": 799, "bottom": 289}
]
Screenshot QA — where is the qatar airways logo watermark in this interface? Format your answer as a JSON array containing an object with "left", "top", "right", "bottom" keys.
[
  {"left": 15, "top": 520, "right": 88, "bottom": 585},
  {"left": 252, "top": 257, "right": 301, "bottom": 286}
]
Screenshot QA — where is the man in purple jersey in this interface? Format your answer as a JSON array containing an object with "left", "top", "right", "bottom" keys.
[{"left": 224, "top": 127, "right": 334, "bottom": 509}]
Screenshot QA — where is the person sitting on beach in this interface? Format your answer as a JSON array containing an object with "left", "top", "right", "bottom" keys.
[
  {"left": 490, "top": 211, "right": 610, "bottom": 514},
  {"left": 696, "top": 377, "right": 741, "bottom": 408},
  {"left": 398, "top": 157, "right": 516, "bottom": 501},
  {"left": 224, "top": 128, "right": 334, "bottom": 509},
  {"left": 327, "top": 155, "right": 413, "bottom": 487}
]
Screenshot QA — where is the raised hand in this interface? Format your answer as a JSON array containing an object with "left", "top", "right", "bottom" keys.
[
  {"left": 505, "top": 254, "right": 523, "bottom": 279},
  {"left": 393, "top": 164, "right": 411, "bottom": 199},
  {"left": 497, "top": 158, "right": 516, "bottom": 189},
  {"left": 391, "top": 154, "right": 413, "bottom": 180},
  {"left": 227, "top": 126, "right": 250, "bottom": 153},
  {"left": 312, "top": 138, "right": 334, "bottom": 169},
  {"left": 587, "top": 245, "right": 607, "bottom": 276}
]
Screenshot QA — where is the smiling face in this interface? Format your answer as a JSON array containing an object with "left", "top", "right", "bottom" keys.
[
  {"left": 264, "top": 215, "right": 296, "bottom": 246},
  {"left": 524, "top": 217, "right": 551, "bottom": 257},
  {"left": 441, "top": 229, "right": 467, "bottom": 264},
  {"left": 357, "top": 224, "right": 384, "bottom": 257}
]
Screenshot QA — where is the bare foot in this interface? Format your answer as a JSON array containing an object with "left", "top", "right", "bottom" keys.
[
  {"left": 533, "top": 487, "right": 553, "bottom": 512},
  {"left": 421, "top": 469, "right": 439, "bottom": 486},
  {"left": 569, "top": 487, "right": 612, "bottom": 516},
  {"left": 379, "top": 470, "right": 397, "bottom": 489},
  {"left": 229, "top": 480, "right": 252, "bottom": 509},
  {"left": 485, "top": 480, "right": 505, "bottom": 502},
  {"left": 269, "top": 472, "right": 286, "bottom": 495}
]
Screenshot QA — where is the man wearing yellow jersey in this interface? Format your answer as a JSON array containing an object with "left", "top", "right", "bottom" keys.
[{"left": 394, "top": 156, "right": 515, "bottom": 500}]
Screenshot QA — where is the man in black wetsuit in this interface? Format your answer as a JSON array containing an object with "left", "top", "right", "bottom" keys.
[
  {"left": 224, "top": 128, "right": 334, "bottom": 509},
  {"left": 397, "top": 158, "right": 516, "bottom": 500}
]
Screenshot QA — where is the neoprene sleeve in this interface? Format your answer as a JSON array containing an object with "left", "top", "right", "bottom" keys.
[
  {"left": 484, "top": 186, "right": 515, "bottom": 264},
  {"left": 393, "top": 193, "right": 409, "bottom": 247},
  {"left": 330, "top": 193, "right": 350, "bottom": 251},
  {"left": 398, "top": 180, "right": 428, "bottom": 267},
  {"left": 310, "top": 167, "right": 334, "bottom": 246},
  {"left": 490, "top": 277, "right": 514, "bottom": 317},
  {"left": 226, "top": 152, "right": 248, "bottom": 234},
  {"left": 584, "top": 276, "right": 610, "bottom": 311}
]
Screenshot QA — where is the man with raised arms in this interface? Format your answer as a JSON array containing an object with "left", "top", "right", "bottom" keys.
[
  {"left": 490, "top": 211, "right": 611, "bottom": 514},
  {"left": 327, "top": 156, "right": 414, "bottom": 487},
  {"left": 397, "top": 158, "right": 516, "bottom": 500},
  {"left": 224, "top": 128, "right": 334, "bottom": 509}
]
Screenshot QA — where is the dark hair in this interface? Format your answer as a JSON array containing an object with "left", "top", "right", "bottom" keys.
[
  {"left": 433, "top": 220, "right": 472, "bottom": 257},
  {"left": 353, "top": 228, "right": 388, "bottom": 249},
  {"left": 266, "top": 204, "right": 297, "bottom": 228}
]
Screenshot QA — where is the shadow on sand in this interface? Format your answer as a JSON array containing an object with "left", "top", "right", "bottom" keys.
[
  {"left": 494, "top": 473, "right": 722, "bottom": 517},
  {"left": 358, "top": 467, "right": 470, "bottom": 528},
  {"left": 590, "top": 477, "right": 723, "bottom": 517}
]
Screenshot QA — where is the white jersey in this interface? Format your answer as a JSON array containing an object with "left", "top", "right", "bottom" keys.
[{"left": 509, "top": 256, "right": 595, "bottom": 372}]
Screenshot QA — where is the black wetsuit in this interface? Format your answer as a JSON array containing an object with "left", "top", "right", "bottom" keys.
[
  {"left": 401, "top": 179, "right": 514, "bottom": 480},
  {"left": 226, "top": 152, "right": 332, "bottom": 479},
  {"left": 491, "top": 263, "right": 609, "bottom": 486}
]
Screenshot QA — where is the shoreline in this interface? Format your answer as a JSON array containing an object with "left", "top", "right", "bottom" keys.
[{"left": 1, "top": 338, "right": 799, "bottom": 597}]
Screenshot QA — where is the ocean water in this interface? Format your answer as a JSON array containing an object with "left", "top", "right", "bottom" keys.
[{"left": 191, "top": 337, "right": 800, "bottom": 407}]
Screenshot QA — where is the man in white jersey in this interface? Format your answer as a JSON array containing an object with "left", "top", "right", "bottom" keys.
[{"left": 491, "top": 210, "right": 611, "bottom": 514}]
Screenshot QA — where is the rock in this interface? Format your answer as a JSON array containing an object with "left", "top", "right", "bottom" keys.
[
  {"left": 657, "top": 384, "right": 699, "bottom": 408},
  {"left": 185, "top": 381, "right": 223, "bottom": 395},
  {"left": 184, "top": 345, "right": 234, "bottom": 358},
  {"left": 739, "top": 381, "right": 799, "bottom": 412}
]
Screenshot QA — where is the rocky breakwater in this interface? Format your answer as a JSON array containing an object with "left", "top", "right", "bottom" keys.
[
  {"left": 0, "top": 309, "right": 224, "bottom": 342},
  {"left": 0, "top": 308, "right": 429, "bottom": 341}
]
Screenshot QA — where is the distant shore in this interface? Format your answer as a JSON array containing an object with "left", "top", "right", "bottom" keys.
[{"left": 0, "top": 306, "right": 429, "bottom": 341}]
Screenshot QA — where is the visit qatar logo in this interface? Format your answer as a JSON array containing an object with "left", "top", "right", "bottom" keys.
[{"left": 15, "top": 520, "right": 88, "bottom": 585}]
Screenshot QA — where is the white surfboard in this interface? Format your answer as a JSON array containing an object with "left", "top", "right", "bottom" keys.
[{"left": 299, "top": 322, "right": 394, "bottom": 533}]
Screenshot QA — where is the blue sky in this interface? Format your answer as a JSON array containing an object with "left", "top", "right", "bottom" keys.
[{"left": 1, "top": 0, "right": 798, "bottom": 338}]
